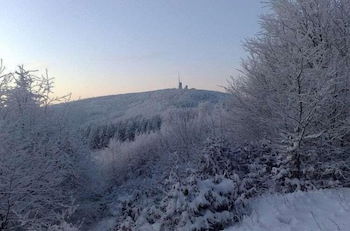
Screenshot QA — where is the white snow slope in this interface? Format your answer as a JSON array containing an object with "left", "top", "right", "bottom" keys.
[{"left": 227, "top": 188, "right": 350, "bottom": 231}]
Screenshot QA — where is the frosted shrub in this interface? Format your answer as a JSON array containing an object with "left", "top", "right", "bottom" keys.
[
  {"left": 160, "top": 106, "right": 216, "bottom": 156},
  {"left": 97, "top": 132, "right": 162, "bottom": 183},
  {"left": 48, "top": 222, "right": 79, "bottom": 231},
  {"left": 48, "top": 206, "right": 80, "bottom": 231},
  {"left": 273, "top": 148, "right": 350, "bottom": 192},
  {"left": 201, "top": 138, "right": 275, "bottom": 198},
  {"left": 117, "top": 173, "right": 246, "bottom": 231},
  {"left": 200, "top": 137, "right": 236, "bottom": 178}
]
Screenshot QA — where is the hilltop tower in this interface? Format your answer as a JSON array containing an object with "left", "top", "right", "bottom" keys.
[
  {"left": 178, "top": 81, "right": 183, "bottom": 89},
  {"left": 178, "top": 73, "right": 183, "bottom": 89}
]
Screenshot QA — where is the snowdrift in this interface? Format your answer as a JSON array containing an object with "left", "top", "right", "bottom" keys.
[{"left": 227, "top": 188, "right": 350, "bottom": 231}]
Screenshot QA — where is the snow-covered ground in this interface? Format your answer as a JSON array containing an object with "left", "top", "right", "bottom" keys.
[
  {"left": 90, "top": 188, "right": 350, "bottom": 231},
  {"left": 227, "top": 188, "right": 350, "bottom": 231}
]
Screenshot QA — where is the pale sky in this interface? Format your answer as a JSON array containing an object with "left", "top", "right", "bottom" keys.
[{"left": 0, "top": 0, "right": 265, "bottom": 99}]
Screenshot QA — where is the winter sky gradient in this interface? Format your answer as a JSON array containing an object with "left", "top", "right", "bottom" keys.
[{"left": 0, "top": 0, "right": 264, "bottom": 99}]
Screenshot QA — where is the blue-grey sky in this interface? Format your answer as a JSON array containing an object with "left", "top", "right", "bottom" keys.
[{"left": 0, "top": 0, "right": 264, "bottom": 99}]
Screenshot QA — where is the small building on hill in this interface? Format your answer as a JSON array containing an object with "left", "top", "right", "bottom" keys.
[{"left": 178, "top": 80, "right": 188, "bottom": 90}]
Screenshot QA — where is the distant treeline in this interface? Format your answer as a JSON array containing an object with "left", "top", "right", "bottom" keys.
[{"left": 84, "top": 115, "right": 162, "bottom": 149}]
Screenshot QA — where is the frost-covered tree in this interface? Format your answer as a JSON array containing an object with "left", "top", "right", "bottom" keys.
[
  {"left": 0, "top": 65, "right": 83, "bottom": 230},
  {"left": 0, "top": 62, "right": 11, "bottom": 119},
  {"left": 228, "top": 0, "right": 350, "bottom": 190}
]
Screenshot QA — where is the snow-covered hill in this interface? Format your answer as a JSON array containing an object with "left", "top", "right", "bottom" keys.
[
  {"left": 59, "top": 88, "right": 228, "bottom": 126},
  {"left": 227, "top": 188, "right": 350, "bottom": 231}
]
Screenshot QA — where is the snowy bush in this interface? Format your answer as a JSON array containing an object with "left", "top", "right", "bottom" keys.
[
  {"left": 0, "top": 65, "right": 90, "bottom": 230},
  {"left": 272, "top": 148, "right": 350, "bottom": 192},
  {"left": 48, "top": 222, "right": 79, "bottom": 231},
  {"left": 116, "top": 172, "right": 247, "bottom": 231},
  {"left": 96, "top": 132, "right": 163, "bottom": 184},
  {"left": 201, "top": 137, "right": 277, "bottom": 198},
  {"left": 115, "top": 139, "right": 269, "bottom": 231},
  {"left": 96, "top": 105, "right": 221, "bottom": 186},
  {"left": 47, "top": 205, "right": 80, "bottom": 231},
  {"left": 160, "top": 105, "right": 219, "bottom": 156},
  {"left": 199, "top": 137, "right": 237, "bottom": 178}
]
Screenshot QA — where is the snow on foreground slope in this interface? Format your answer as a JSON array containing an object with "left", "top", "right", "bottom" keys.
[{"left": 226, "top": 188, "right": 350, "bottom": 231}]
